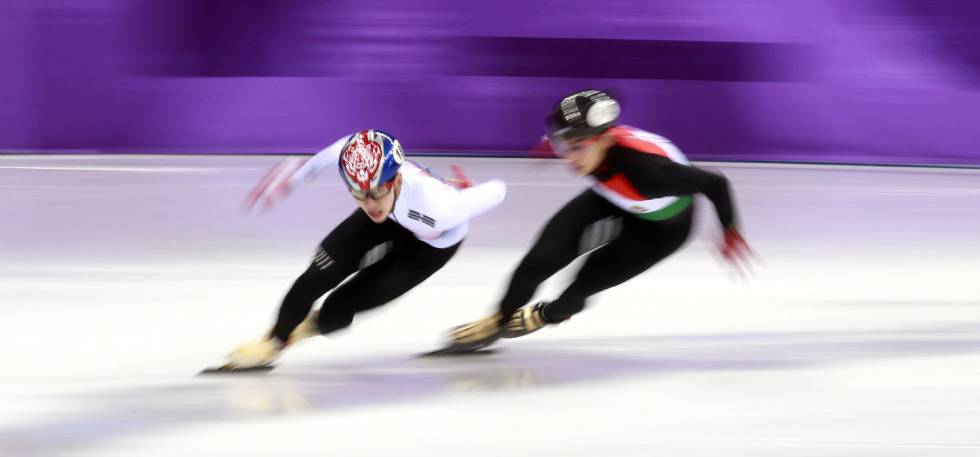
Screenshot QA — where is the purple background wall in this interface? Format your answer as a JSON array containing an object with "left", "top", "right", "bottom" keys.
[{"left": 2, "top": 0, "right": 978, "bottom": 165}]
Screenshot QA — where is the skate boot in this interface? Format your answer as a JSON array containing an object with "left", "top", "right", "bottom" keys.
[
  {"left": 226, "top": 336, "right": 285, "bottom": 369},
  {"left": 501, "top": 302, "right": 551, "bottom": 338},
  {"left": 203, "top": 311, "right": 321, "bottom": 374},
  {"left": 431, "top": 313, "right": 503, "bottom": 354}
]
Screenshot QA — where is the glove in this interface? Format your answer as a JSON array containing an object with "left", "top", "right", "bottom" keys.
[
  {"left": 243, "top": 158, "right": 306, "bottom": 212},
  {"left": 530, "top": 136, "right": 558, "bottom": 159},
  {"left": 446, "top": 164, "right": 474, "bottom": 189},
  {"left": 718, "top": 227, "right": 755, "bottom": 278}
]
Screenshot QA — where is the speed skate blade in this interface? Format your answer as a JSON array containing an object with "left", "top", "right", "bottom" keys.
[
  {"left": 417, "top": 347, "right": 498, "bottom": 358},
  {"left": 198, "top": 364, "right": 276, "bottom": 375}
]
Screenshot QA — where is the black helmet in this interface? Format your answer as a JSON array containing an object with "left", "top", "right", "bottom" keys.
[{"left": 546, "top": 90, "right": 621, "bottom": 141}]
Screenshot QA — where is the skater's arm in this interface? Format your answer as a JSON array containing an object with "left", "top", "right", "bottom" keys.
[
  {"left": 289, "top": 135, "right": 350, "bottom": 186},
  {"left": 617, "top": 151, "right": 737, "bottom": 228},
  {"left": 430, "top": 179, "right": 508, "bottom": 231},
  {"left": 244, "top": 136, "right": 351, "bottom": 211}
]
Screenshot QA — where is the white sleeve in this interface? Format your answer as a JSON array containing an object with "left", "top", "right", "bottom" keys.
[
  {"left": 430, "top": 179, "right": 507, "bottom": 231},
  {"left": 289, "top": 135, "right": 350, "bottom": 186}
]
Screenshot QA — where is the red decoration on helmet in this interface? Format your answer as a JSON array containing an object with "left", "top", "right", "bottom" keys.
[{"left": 341, "top": 131, "right": 383, "bottom": 190}]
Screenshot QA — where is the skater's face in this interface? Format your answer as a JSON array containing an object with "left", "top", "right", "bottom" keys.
[
  {"left": 353, "top": 174, "right": 401, "bottom": 223},
  {"left": 553, "top": 133, "right": 613, "bottom": 175}
]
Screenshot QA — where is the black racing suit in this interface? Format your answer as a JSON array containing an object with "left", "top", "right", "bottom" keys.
[{"left": 496, "top": 143, "right": 736, "bottom": 323}]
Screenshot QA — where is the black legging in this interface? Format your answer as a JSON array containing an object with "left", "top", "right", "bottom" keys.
[
  {"left": 271, "top": 210, "right": 459, "bottom": 341},
  {"left": 497, "top": 189, "right": 693, "bottom": 323}
]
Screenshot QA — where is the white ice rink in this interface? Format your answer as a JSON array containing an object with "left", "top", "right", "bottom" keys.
[{"left": 2, "top": 155, "right": 979, "bottom": 456}]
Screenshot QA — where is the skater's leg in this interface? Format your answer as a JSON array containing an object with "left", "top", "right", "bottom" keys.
[
  {"left": 445, "top": 191, "right": 615, "bottom": 351},
  {"left": 269, "top": 210, "right": 398, "bottom": 341},
  {"left": 495, "top": 190, "right": 618, "bottom": 320},
  {"left": 317, "top": 240, "right": 460, "bottom": 333},
  {"left": 544, "top": 206, "right": 694, "bottom": 321}
]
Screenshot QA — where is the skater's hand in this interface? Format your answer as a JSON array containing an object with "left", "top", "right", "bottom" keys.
[
  {"left": 446, "top": 164, "right": 474, "bottom": 190},
  {"left": 717, "top": 227, "right": 756, "bottom": 279},
  {"left": 530, "top": 136, "right": 558, "bottom": 159},
  {"left": 243, "top": 158, "right": 306, "bottom": 213}
]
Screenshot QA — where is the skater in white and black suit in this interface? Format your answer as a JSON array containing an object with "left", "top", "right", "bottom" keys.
[
  {"left": 443, "top": 90, "right": 752, "bottom": 352},
  {"left": 222, "top": 129, "right": 506, "bottom": 370}
]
